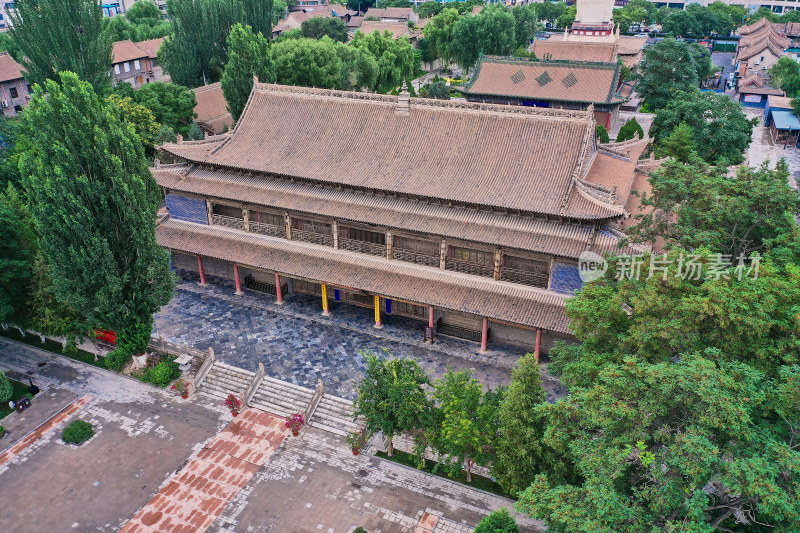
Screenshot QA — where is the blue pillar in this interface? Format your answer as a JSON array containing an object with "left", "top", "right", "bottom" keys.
[
  {"left": 334, "top": 289, "right": 340, "bottom": 301},
  {"left": 386, "top": 299, "right": 391, "bottom": 313}
]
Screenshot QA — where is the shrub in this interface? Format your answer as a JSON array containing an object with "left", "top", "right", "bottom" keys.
[
  {"left": 0, "top": 370, "right": 12, "bottom": 403},
  {"left": 105, "top": 348, "right": 133, "bottom": 371},
  {"left": 353, "top": 528, "right": 368, "bottom": 533},
  {"left": 595, "top": 124, "right": 610, "bottom": 143},
  {"left": 616, "top": 117, "right": 644, "bottom": 142},
  {"left": 474, "top": 509, "right": 519, "bottom": 533},
  {"left": 62, "top": 420, "right": 94, "bottom": 444},
  {"left": 420, "top": 80, "right": 450, "bottom": 100},
  {"left": 148, "top": 360, "right": 179, "bottom": 387}
]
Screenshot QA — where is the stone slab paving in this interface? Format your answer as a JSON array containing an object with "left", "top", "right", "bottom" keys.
[
  {"left": 207, "top": 427, "right": 542, "bottom": 533},
  {"left": 153, "top": 273, "right": 530, "bottom": 400},
  {"left": 744, "top": 107, "right": 800, "bottom": 190},
  {"left": 122, "top": 409, "right": 288, "bottom": 533},
  {"left": 0, "top": 386, "right": 78, "bottom": 453}
]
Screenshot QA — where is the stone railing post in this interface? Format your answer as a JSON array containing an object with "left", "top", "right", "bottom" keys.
[
  {"left": 193, "top": 346, "right": 216, "bottom": 391},
  {"left": 304, "top": 379, "right": 325, "bottom": 425},
  {"left": 244, "top": 362, "right": 266, "bottom": 406}
]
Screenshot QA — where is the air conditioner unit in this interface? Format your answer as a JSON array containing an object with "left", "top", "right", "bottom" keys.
[
  {"left": 763, "top": 65, "right": 768, "bottom": 70},
  {"left": 0, "top": 100, "right": 7, "bottom": 109},
  {"left": 754, "top": 60, "right": 761, "bottom": 65}
]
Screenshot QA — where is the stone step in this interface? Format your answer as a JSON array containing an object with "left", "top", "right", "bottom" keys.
[
  {"left": 249, "top": 399, "right": 291, "bottom": 418},
  {"left": 319, "top": 394, "right": 354, "bottom": 409},
  {"left": 205, "top": 372, "right": 250, "bottom": 390},
  {"left": 316, "top": 397, "right": 355, "bottom": 414},
  {"left": 200, "top": 384, "right": 233, "bottom": 401},
  {"left": 255, "top": 383, "right": 314, "bottom": 404},
  {"left": 311, "top": 411, "right": 360, "bottom": 434},
  {"left": 251, "top": 391, "right": 308, "bottom": 415},
  {"left": 261, "top": 376, "right": 314, "bottom": 396},
  {"left": 214, "top": 361, "right": 255, "bottom": 377},
  {"left": 307, "top": 420, "right": 350, "bottom": 437}
]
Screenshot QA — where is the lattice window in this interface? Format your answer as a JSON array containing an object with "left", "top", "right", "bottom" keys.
[
  {"left": 212, "top": 204, "right": 243, "bottom": 219},
  {"left": 536, "top": 71, "right": 552, "bottom": 86},
  {"left": 562, "top": 72, "right": 578, "bottom": 88},
  {"left": 339, "top": 226, "right": 385, "bottom": 245},
  {"left": 511, "top": 69, "right": 526, "bottom": 84},
  {"left": 250, "top": 210, "right": 283, "bottom": 227}
]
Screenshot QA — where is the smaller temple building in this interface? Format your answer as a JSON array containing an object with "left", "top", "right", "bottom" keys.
[{"left": 458, "top": 56, "right": 627, "bottom": 129}]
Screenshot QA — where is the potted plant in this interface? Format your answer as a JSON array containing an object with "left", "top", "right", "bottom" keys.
[
  {"left": 0, "top": 425, "right": 6, "bottom": 439},
  {"left": 171, "top": 378, "right": 190, "bottom": 399},
  {"left": 346, "top": 431, "right": 362, "bottom": 455},
  {"left": 285, "top": 412, "right": 305, "bottom": 436},
  {"left": 225, "top": 394, "right": 242, "bottom": 416}
]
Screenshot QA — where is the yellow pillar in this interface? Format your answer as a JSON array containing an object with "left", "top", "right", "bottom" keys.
[
  {"left": 373, "top": 295, "right": 382, "bottom": 329},
  {"left": 321, "top": 283, "right": 329, "bottom": 316}
]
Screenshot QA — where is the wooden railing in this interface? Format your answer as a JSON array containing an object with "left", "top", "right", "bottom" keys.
[
  {"left": 445, "top": 257, "right": 495, "bottom": 278},
  {"left": 244, "top": 274, "right": 288, "bottom": 296},
  {"left": 212, "top": 214, "right": 245, "bottom": 230},
  {"left": 500, "top": 267, "right": 549, "bottom": 288},
  {"left": 249, "top": 221, "right": 286, "bottom": 238},
  {"left": 392, "top": 248, "right": 440, "bottom": 267},
  {"left": 244, "top": 362, "right": 265, "bottom": 406},
  {"left": 338, "top": 238, "right": 386, "bottom": 257},
  {"left": 436, "top": 319, "right": 484, "bottom": 342},
  {"left": 292, "top": 228, "right": 333, "bottom": 246}
]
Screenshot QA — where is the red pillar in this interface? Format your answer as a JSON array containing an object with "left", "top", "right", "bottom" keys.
[
  {"left": 534, "top": 328, "right": 542, "bottom": 363},
  {"left": 197, "top": 255, "right": 206, "bottom": 286},
  {"left": 480, "top": 317, "right": 488, "bottom": 352},
  {"left": 428, "top": 306, "right": 435, "bottom": 343},
  {"left": 233, "top": 263, "right": 243, "bottom": 295},
  {"left": 275, "top": 273, "right": 283, "bottom": 305}
]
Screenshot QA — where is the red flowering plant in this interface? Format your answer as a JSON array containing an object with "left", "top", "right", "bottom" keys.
[
  {"left": 285, "top": 412, "right": 305, "bottom": 434},
  {"left": 225, "top": 394, "right": 242, "bottom": 414},
  {"left": 171, "top": 378, "right": 189, "bottom": 397}
]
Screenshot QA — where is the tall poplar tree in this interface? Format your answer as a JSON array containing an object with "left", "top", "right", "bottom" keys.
[
  {"left": 9, "top": 0, "right": 112, "bottom": 92},
  {"left": 20, "top": 72, "right": 174, "bottom": 353},
  {"left": 221, "top": 23, "right": 273, "bottom": 123}
]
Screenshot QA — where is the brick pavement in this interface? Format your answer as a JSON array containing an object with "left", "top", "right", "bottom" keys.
[
  {"left": 122, "top": 409, "right": 287, "bottom": 533},
  {"left": 153, "top": 273, "right": 542, "bottom": 400}
]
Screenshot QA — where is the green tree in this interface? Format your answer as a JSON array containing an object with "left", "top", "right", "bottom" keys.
[
  {"left": 517, "top": 354, "right": 800, "bottom": 532},
  {"left": 595, "top": 124, "right": 609, "bottom": 143},
  {"left": 0, "top": 188, "right": 34, "bottom": 323},
  {"left": 105, "top": 93, "right": 161, "bottom": 154},
  {"left": 420, "top": 80, "right": 450, "bottom": 100},
  {"left": 554, "top": 4, "right": 576, "bottom": 29},
  {"left": 615, "top": 117, "right": 644, "bottom": 142},
  {"left": 452, "top": 5, "right": 516, "bottom": 72},
  {"left": 20, "top": 72, "right": 174, "bottom": 355},
  {"left": 493, "top": 354, "right": 574, "bottom": 496},
  {"left": 0, "top": 114, "right": 24, "bottom": 191},
  {"left": 422, "top": 7, "right": 459, "bottom": 66},
  {"left": 745, "top": 9, "right": 776, "bottom": 25},
  {"left": 474, "top": 509, "right": 519, "bottom": 533},
  {"left": 658, "top": 121, "right": 695, "bottom": 162},
  {"left": 351, "top": 30, "right": 416, "bottom": 91},
  {"left": 0, "top": 33, "right": 24, "bottom": 63},
  {"left": 512, "top": 4, "right": 539, "bottom": 47},
  {"left": 301, "top": 16, "right": 348, "bottom": 41},
  {"left": 770, "top": 56, "right": 800, "bottom": 97},
  {"left": 430, "top": 369, "right": 503, "bottom": 483},
  {"left": 156, "top": 124, "right": 178, "bottom": 145},
  {"left": 272, "top": 37, "right": 342, "bottom": 89},
  {"left": 0, "top": 369, "right": 13, "bottom": 403},
  {"left": 353, "top": 350, "right": 431, "bottom": 457},
  {"left": 134, "top": 81, "right": 197, "bottom": 137},
  {"left": 628, "top": 158, "right": 799, "bottom": 260},
  {"left": 126, "top": 0, "right": 162, "bottom": 23},
  {"left": 240, "top": 0, "right": 275, "bottom": 38},
  {"left": 636, "top": 38, "right": 702, "bottom": 110},
  {"left": 222, "top": 23, "right": 273, "bottom": 123},
  {"left": 650, "top": 90, "right": 753, "bottom": 165},
  {"left": 335, "top": 42, "right": 379, "bottom": 91},
  {"left": 187, "top": 121, "right": 205, "bottom": 140},
  {"left": 537, "top": 0, "right": 566, "bottom": 23},
  {"left": 9, "top": 0, "right": 112, "bottom": 92},
  {"left": 346, "top": 0, "right": 375, "bottom": 11},
  {"left": 416, "top": 1, "right": 443, "bottom": 19}
]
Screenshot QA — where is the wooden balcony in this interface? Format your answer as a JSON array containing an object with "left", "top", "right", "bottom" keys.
[
  {"left": 292, "top": 228, "right": 333, "bottom": 246},
  {"left": 393, "top": 248, "right": 440, "bottom": 268},
  {"left": 212, "top": 214, "right": 244, "bottom": 230},
  {"left": 445, "top": 257, "right": 495, "bottom": 278},
  {"left": 249, "top": 221, "right": 286, "bottom": 239},
  {"left": 339, "top": 238, "right": 386, "bottom": 257},
  {"left": 500, "top": 267, "right": 549, "bottom": 289}
]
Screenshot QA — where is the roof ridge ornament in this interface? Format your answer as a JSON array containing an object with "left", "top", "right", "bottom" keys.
[{"left": 396, "top": 81, "right": 410, "bottom": 115}]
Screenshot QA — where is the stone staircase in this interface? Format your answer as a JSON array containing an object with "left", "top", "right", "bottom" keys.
[
  {"left": 201, "top": 362, "right": 254, "bottom": 401},
  {"left": 308, "top": 394, "right": 360, "bottom": 437},
  {"left": 249, "top": 376, "right": 313, "bottom": 418}
]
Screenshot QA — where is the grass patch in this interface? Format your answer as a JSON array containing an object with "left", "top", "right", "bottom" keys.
[
  {"left": 0, "top": 379, "right": 32, "bottom": 419},
  {"left": 376, "top": 449, "right": 511, "bottom": 498},
  {"left": 0, "top": 328, "right": 105, "bottom": 368},
  {"left": 62, "top": 419, "right": 94, "bottom": 445}
]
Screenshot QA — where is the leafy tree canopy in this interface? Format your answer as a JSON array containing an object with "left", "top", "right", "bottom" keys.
[
  {"left": 351, "top": 30, "right": 416, "bottom": 91},
  {"left": 452, "top": 5, "right": 516, "bottom": 72},
  {"left": 105, "top": 93, "right": 161, "bottom": 154},
  {"left": 615, "top": 117, "right": 644, "bottom": 142},
  {"left": 10, "top": 0, "right": 112, "bottom": 92},
  {"left": 474, "top": 508, "right": 519, "bottom": 533},
  {"left": 595, "top": 124, "right": 610, "bottom": 144},
  {"left": 636, "top": 38, "right": 714, "bottom": 110},
  {"left": 0, "top": 186, "right": 35, "bottom": 323},
  {"left": 222, "top": 23, "right": 274, "bottom": 122},
  {"left": 133, "top": 81, "right": 197, "bottom": 137},
  {"left": 301, "top": 16, "right": 349, "bottom": 42},
  {"left": 127, "top": 0, "right": 162, "bottom": 24},
  {"left": 415, "top": 1, "right": 443, "bottom": 19},
  {"left": 272, "top": 36, "right": 342, "bottom": 89},
  {"left": 650, "top": 89, "right": 754, "bottom": 165},
  {"left": 335, "top": 41, "right": 379, "bottom": 91},
  {"left": 20, "top": 72, "right": 173, "bottom": 348}
]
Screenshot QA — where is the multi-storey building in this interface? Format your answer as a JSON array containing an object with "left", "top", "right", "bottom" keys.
[
  {"left": 154, "top": 83, "right": 650, "bottom": 355},
  {"left": 0, "top": 51, "right": 30, "bottom": 117},
  {"left": 111, "top": 38, "right": 163, "bottom": 88}
]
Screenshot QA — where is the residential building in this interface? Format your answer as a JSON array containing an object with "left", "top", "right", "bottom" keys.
[
  {"left": 363, "top": 7, "right": 419, "bottom": 24},
  {"left": 154, "top": 83, "right": 651, "bottom": 354},
  {"left": 193, "top": 82, "right": 233, "bottom": 136},
  {"left": 272, "top": 5, "right": 356, "bottom": 38},
  {"left": 459, "top": 56, "right": 628, "bottom": 129},
  {"left": 736, "top": 18, "right": 790, "bottom": 77},
  {"left": 0, "top": 51, "right": 30, "bottom": 117},
  {"left": 737, "top": 73, "right": 784, "bottom": 107},
  {"left": 111, "top": 38, "right": 163, "bottom": 88}
]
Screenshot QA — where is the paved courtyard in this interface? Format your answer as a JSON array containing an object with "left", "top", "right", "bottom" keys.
[
  {"left": 0, "top": 338, "right": 541, "bottom": 533},
  {"left": 744, "top": 107, "right": 800, "bottom": 189},
  {"left": 152, "top": 273, "right": 539, "bottom": 400}
]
